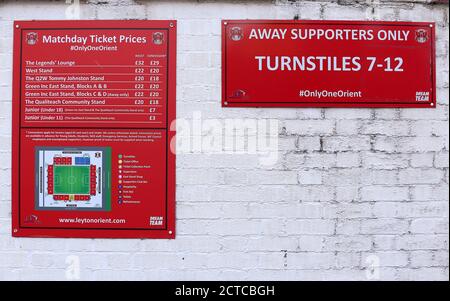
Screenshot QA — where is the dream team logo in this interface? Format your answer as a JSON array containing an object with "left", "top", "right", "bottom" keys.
[
  {"left": 229, "top": 26, "right": 243, "bottom": 41},
  {"left": 415, "top": 29, "right": 428, "bottom": 43},
  {"left": 26, "top": 32, "right": 38, "bottom": 45},
  {"left": 152, "top": 32, "right": 164, "bottom": 45}
]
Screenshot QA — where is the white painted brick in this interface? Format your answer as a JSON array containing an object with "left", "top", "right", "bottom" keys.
[
  {"left": 411, "top": 184, "right": 449, "bottom": 201},
  {"left": 336, "top": 186, "right": 359, "bottom": 201},
  {"left": 362, "top": 251, "right": 409, "bottom": 267},
  {"left": 410, "top": 153, "right": 435, "bottom": 168},
  {"left": 374, "top": 136, "right": 446, "bottom": 153},
  {"left": 296, "top": 136, "right": 321, "bottom": 152},
  {"left": 0, "top": 136, "right": 12, "bottom": 153},
  {"left": 401, "top": 107, "right": 448, "bottom": 120},
  {"left": 398, "top": 168, "right": 444, "bottom": 184},
  {"left": 337, "top": 203, "right": 372, "bottom": 219},
  {"left": 323, "top": 136, "right": 371, "bottom": 152},
  {"left": 0, "top": 0, "right": 448, "bottom": 282},
  {"left": 373, "top": 201, "right": 449, "bottom": 218},
  {"left": 324, "top": 168, "right": 369, "bottom": 186},
  {"left": 298, "top": 1, "right": 322, "bottom": 19},
  {"left": 287, "top": 252, "right": 336, "bottom": 270},
  {"left": 410, "top": 251, "right": 449, "bottom": 268},
  {"left": 0, "top": 252, "right": 28, "bottom": 268},
  {"left": 410, "top": 120, "right": 449, "bottom": 137},
  {"left": 363, "top": 152, "right": 409, "bottom": 169},
  {"left": 177, "top": 169, "right": 225, "bottom": 185},
  {"left": 298, "top": 170, "right": 322, "bottom": 185},
  {"left": 361, "top": 219, "right": 409, "bottom": 235},
  {"left": 325, "top": 109, "right": 372, "bottom": 120},
  {"left": 435, "top": 152, "right": 449, "bottom": 168},
  {"left": 286, "top": 219, "right": 335, "bottom": 235},
  {"left": 360, "top": 120, "right": 410, "bottom": 136},
  {"left": 372, "top": 235, "right": 396, "bottom": 251},
  {"left": 245, "top": 237, "right": 298, "bottom": 252},
  {"left": 361, "top": 186, "right": 409, "bottom": 201},
  {"left": 335, "top": 220, "right": 361, "bottom": 235},
  {"left": 394, "top": 268, "right": 449, "bottom": 281},
  {"left": 336, "top": 152, "right": 361, "bottom": 168},
  {"left": 410, "top": 218, "right": 449, "bottom": 234},
  {"left": 322, "top": 3, "right": 370, "bottom": 20},
  {"left": 374, "top": 109, "right": 400, "bottom": 120},
  {"left": 398, "top": 4, "right": 446, "bottom": 24},
  {"left": 336, "top": 120, "right": 360, "bottom": 136},
  {"left": 283, "top": 120, "right": 335, "bottom": 136},
  {"left": 289, "top": 186, "right": 335, "bottom": 202},
  {"left": 396, "top": 234, "right": 449, "bottom": 250},
  {"left": 92, "top": 240, "right": 141, "bottom": 252},
  {"left": 96, "top": 5, "right": 147, "bottom": 19},
  {"left": 298, "top": 236, "right": 325, "bottom": 252},
  {"left": 246, "top": 170, "right": 298, "bottom": 185},
  {"left": 324, "top": 236, "right": 372, "bottom": 252},
  {"left": 285, "top": 153, "right": 336, "bottom": 169},
  {"left": 295, "top": 108, "right": 323, "bottom": 120}
]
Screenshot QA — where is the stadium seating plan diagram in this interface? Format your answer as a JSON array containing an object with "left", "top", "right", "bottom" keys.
[{"left": 35, "top": 147, "right": 111, "bottom": 211}]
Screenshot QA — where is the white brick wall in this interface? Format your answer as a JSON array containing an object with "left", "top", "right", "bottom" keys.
[{"left": 0, "top": 0, "right": 448, "bottom": 281}]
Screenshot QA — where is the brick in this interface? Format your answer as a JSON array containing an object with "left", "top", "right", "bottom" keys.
[
  {"left": 296, "top": 136, "right": 321, "bottom": 152},
  {"left": 336, "top": 152, "right": 360, "bottom": 168},
  {"left": 283, "top": 120, "right": 335, "bottom": 136},
  {"left": 396, "top": 234, "right": 449, "bottom": 250},
  {"left": 363, "top": 152, "right": 409, "bottom": 169},
  {"left": 298, "top": 170, "right": 323, "bottom": 185},
  {"left": 0, "top": 0, "right": 448, "bottom": 282},
  {"left": 335, "top": 219, "right": 361, "bottom": 235},
  {"left": 401, "top": 107, "right": 448, "bottom": 120},
  {"left": 361, "top": 252, "right": 409, "bottom": 267},
  {"left": 373, "top": 201, "right": 449, "bottom": 218},
  {"left": 361, "top": 186, "right": 409, "bottom": 201},
  {"left": 394, "top": 268, "right": 449, "bottom": 281},
  {"left": 361, "top": 219, "right": 409, "bottom": 235},
  {"left": 360, "top": 120, "right": 410, "bottom": 136},
  {"left": 410, "top": 153, "right": 435, "bottom": 168},
  {"left": 325, "top": 109, "right": 372, "bottom": 119},
  {"left": 286, "top": 219, "right": 335, "bottom": 235},
  {"left": 435, "top": 152, "right": 449, "bottom": 168},
  {"left": 322, "top": 136, "right": 371, "bottom": 152},
  {"left": 0, "top": 253, "right": 28, "bottom": 268},
  {"left": 411, "top": 185, "right": 449, "bottom": 201},
  {"left": 398, "top": 169, "right": 444, "bottom": 184},
  {"left": 336, "top": 120, "right": 360, "bottom": 135},
  {"left": 410, "top": 251, "right": 449, "bottom": 268},
  {"left": 410, "top": 120, "right": 449, "bottom": 137},
  {"left": 324, "top": 236, "right": 372, "bottom": 252},
  {"left": 287, "top": 252, "right": 336, "bottom": 270},
  {"left": 410, "top": 218, "right": 449, "bottom": 234}
]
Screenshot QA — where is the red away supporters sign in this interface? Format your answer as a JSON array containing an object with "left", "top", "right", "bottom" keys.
[
  {"left": 12, "top": 20, "right": 176, "bottom": 238},
  {"left": 222, "top": 20, "right": 436, "bottom": 108}
]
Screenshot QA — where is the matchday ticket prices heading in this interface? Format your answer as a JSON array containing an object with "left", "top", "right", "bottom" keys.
[{"left": 21, "top": 29, "right": 168, "bottom": 127}]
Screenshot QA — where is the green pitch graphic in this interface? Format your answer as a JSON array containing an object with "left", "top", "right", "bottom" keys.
[{"left": 53, "top": 165, "right": 91, "bottom": 195}]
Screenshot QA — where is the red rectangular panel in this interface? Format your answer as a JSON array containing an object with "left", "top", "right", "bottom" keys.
[
  {"left": 12, "top": 20, "right": 176, "bottom": 238},
  {"left": 222, "top": 20, "right": 436, "bottom": 108}
]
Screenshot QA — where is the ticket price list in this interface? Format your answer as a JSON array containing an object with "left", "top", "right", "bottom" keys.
[{"left": 21, "top": 57, "right": 167, "bottom": 126}]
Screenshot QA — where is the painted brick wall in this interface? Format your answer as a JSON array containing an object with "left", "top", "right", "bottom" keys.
[{"left": 0, "top": 0, "right": 448, "bottom": 281}]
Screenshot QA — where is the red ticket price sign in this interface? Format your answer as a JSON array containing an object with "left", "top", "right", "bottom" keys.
[
  {"left": 222, "top": 20, "right": 436, "bottom": 108},
  {"left": 12, "top": 21, "right": 176, "bottom": 238}
]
